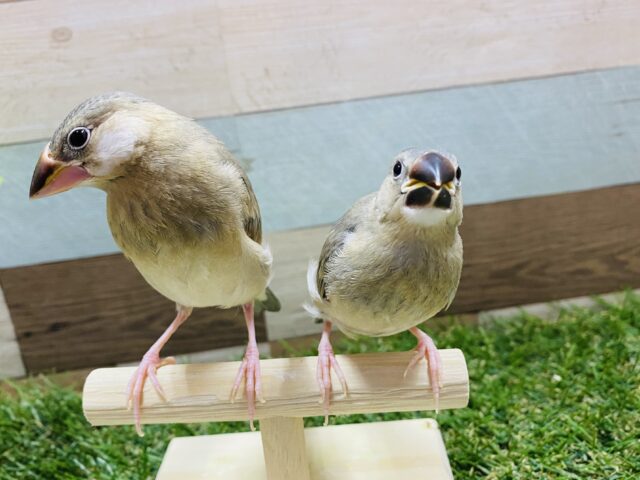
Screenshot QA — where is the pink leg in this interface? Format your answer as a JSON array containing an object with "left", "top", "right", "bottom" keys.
[
  {"left": 316, "top": 320, "right": 349, "bottom": 426},
  {"left": 229, "top": 302, "right": 265, "bottom": 431},
  {"left": 404, "top": 327, "right": 442, "bottom": 412},
  {"left": 125, "top": 305, "right": 192, "bottom": 436}
]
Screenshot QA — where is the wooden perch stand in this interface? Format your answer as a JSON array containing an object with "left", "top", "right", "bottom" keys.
[{"left": 83, "top": 350, "right": 469, "bottom": 479}]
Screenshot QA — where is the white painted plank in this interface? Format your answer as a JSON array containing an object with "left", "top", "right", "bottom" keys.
[
  {"left": 0, "top": 286, "right": 26, "bottom": 378},
  {"left": 3, "top": 0, "right": 640, "bottom": 144},
  {"left": 265, "top": 226, "right": 329, "bottom": 340},
  {"left": 219, "top": 0, "right": 640, "bottom": 113},
  {"left": 0, "top": 0, "right": 236, "bottom": 144}
]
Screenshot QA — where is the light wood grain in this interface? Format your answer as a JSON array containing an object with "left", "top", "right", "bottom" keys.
[
  {"left": 261, "top": 417, "right": 311, "bottom": 480},
  {"left": 3, "top": 0, "right": 640, "bottom": 144},
  {"left": 0, "top": 0, "right": 235, "bottom": 145},
  {"left": 83, "top": 349, "right": 469, "bottom": 426},
  {"left": 156, "top": 418, "right": 454, "bottom": 480},
  {"left": 219, "top": 0, "right": 640, "bottom": 113}
]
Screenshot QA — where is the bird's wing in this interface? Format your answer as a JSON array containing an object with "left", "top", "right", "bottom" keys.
[
  {"left": 214, "top": 145, "right": 262, "bottom": 244},
  {"left": 239, "top": 174, "right": 263, "bottom": 245},
  {"left": 316, "top": 193, "right": 375, "bottom": 300}
]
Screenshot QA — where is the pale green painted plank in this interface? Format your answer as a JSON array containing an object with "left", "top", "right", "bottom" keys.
[
  {"left": 242, "top": 67, "right": 640, "bottom": 232},
  {"left": 0, "top": 118, "right": 241, "bottom": 268},
  {"left": 1, "top": 67, "right": 640, "bottom": 268}
]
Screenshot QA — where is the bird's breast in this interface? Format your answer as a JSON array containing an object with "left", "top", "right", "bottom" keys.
[
  {"left": 127, "top": 239, "right": 271, "bottom": 309},
  {"left": 321, "top": 230, "right": 462, "bottom": 337}
]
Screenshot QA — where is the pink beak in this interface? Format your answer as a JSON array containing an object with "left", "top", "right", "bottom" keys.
[{"left": 29, "top": 143, "right": 92, "bottom": 199}]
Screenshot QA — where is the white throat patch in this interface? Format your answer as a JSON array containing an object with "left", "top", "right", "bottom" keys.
[{"left": 402, "top": 205, "right": 451, "bottom": 227}]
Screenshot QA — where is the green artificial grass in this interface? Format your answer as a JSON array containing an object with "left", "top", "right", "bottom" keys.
[{"left": 1, "top": 293, "right": 639, "bottom": 479}]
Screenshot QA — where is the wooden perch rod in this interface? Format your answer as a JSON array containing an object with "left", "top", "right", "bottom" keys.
[{"left": 83, "top": 350, "right": 468, "bottom": 427}]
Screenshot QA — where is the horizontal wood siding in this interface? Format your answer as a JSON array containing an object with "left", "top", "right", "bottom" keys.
[
  {"left": 452, "top": 183, "right": 640, "bottom": 312},
  {"left": 3, "top": 67, "right": 640, "bottom": 269},
  {"left": 2, "top": 0, "right": 640, "bottom": 144}
]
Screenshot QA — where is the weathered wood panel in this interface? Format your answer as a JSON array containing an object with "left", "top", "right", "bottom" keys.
[
  {"left": 3, "top": 67, "right": 640, "bottom": 269},
  {"left": 0, "top": 0, "right": 235, "bottom": 144},
  {"left": 2, "top": 0, "right": 640, "bottom": 144},
  {"left": 0, "top": 255, "right": 267, "bottom": 373},
  {"left": 451, "top": 183, "right": 640, "bottom": 312},
  {"left": 219, "top": 0, "right": 640, "bottom": 112}
]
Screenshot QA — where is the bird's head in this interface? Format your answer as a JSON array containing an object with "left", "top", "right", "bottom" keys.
[
  {"left": 379, "top": 149, "right": 463, "bottom": 228},
  {"left": 29, "top": 92, "right": 154, "bottom": 199}
]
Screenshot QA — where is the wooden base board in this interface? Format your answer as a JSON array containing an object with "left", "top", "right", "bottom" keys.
[{"left": 155, "top": 418, "right": 453, "bottom": 480}]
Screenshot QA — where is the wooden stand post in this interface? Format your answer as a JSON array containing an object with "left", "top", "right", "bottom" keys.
[
  {"left": 82, "top": 350, "right": 469, "bottom": 479},
  {"left": 261, "top": 417, "right": 311, "bottom": 480}
]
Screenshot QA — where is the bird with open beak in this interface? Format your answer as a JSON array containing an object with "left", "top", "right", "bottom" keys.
[
  {"left": 306, "top": 149, "right": 463, "bottom": 423},
  {"left": 29, "top": 92, "right": 280, "bottom": 435}
]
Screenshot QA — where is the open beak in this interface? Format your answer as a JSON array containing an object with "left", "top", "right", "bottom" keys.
[
  {"left": 401, "top": 178, "right": 455, "bottom": 195},
  {"left": 401, "top": 152, "right": 457, "bottom": 209},
  {"left": 29, "top": 143, "right": 91, "bottom": 199}
]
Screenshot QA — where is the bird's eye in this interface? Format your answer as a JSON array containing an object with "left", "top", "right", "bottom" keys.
[
  {"left": 67, "top": 127, "right": 91, "bottom": 150},
  {"left": 456, "top": 166, "right": 462, "bottom": 181},
  {"left": 393, "top": 161, "right": 403, "bottom": 177}
]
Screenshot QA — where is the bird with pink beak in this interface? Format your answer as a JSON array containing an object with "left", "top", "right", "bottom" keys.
[
  {"left": 30, "top": 139, "right": 93, "bottom": 198},
  {"left": 30, "top": 92, "right": 280, "bottom": 435}
]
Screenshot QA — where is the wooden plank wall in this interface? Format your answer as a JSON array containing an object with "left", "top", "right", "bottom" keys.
[
  {"left": 1, "top": 0, "right": 640, "bottom": 375},
  {"left": 2, "top": 0, "right": 640, "bottom": 144},
  {"left": 3, "top": 67, "right": 640, "bottom": 268},
  {"left": 1, "top": 183, "right": 638, "bottom": 372}
]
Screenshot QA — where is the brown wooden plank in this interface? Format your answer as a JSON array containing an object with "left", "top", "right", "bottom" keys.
[
  {"left": 450, "top": 182, "right": 640, "bottom": 312},
  {"left": 0, "top": 255, "right": 266, "bottom": 373}
]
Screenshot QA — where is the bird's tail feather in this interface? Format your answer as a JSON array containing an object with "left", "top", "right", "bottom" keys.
[
  {"left": 303, "top": 259, "right": 323, "bottom": 319},
  {"left": 255, "top": 286, "right": 281, "bottom": 313}
]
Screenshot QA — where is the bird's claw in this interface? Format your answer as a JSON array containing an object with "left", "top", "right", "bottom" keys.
[
  {"left": 316, "top": 339, "right": 349, "bottom": 426},
  {"left": 405, "top": 329, "right": 442, "bottom": 413},
  {"left": 230, "top": 341, "right": 264, "bottom": 431},
  {"left": 125, "top": 351, "right": 176, "bottom": 436}
]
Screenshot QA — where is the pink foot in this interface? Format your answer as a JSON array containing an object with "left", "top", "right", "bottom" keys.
[
  {"left": 404, "top": 327, "right": 442, "bottom": 412},
  {"left": 123, "top": 305, "right": 192, "bottom": 437},
  {"left": 126, "top": 350, "right": 176, "bottom": 436},
  {"left": 316, "top": 321, "right": 348, "bottom": 425},
  {"left": 229, "top": 303, "right": 265, "bottom": 431}
]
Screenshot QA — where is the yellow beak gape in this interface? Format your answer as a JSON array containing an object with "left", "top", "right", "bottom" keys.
[{"left": 401, "top": 178, "right": 429, "bottom": 194}]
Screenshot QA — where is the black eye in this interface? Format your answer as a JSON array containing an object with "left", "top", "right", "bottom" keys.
[
  {"left": 67, "top": 127, "right": 91, "bottom": 150},
  {"left": 456, "top": 166, "right": 462, "bottom": 180},
  {"left": 393, "top": 161, "right": 403, "bottom": 177}
]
